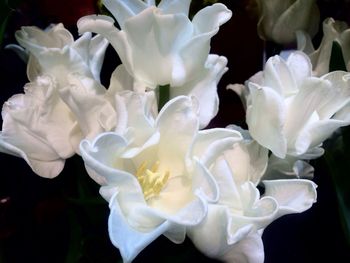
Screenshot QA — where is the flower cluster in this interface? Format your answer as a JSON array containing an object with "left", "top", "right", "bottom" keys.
[{"left": 1, "top": 0, "right": 350, "bottom": 262}]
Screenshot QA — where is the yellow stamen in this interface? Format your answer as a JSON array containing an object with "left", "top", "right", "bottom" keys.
[{"left": 135, "top": 161, "right": 170, "bottom": 200}]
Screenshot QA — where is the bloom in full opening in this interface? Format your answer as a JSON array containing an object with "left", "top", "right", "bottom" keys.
[{"left": 80, "top": 96, "right": 242, "bottom": 262}]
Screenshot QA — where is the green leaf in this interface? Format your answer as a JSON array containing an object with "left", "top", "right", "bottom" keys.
[
  {"left": 324, "top": 127, "right": 350, "bottom": 247},
  {"left": 329, "top": 41, "right": 347, "bottom": 72}
]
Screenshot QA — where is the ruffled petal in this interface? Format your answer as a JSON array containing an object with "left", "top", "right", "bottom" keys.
[
  {"left": 263, "top": 179, "right": 317, "bottom": 217},
  {"left": 223, "top": 134, "right": 269, "bottom": 185},
  {"left": 0, "top": 136, "right": 65, "bottom": 178},
  {"left": 78, "top": 15, "right": 133, "bottom": 76},
  {"left": 108, "top": 192, "right": 171, "bottom": 263},
  {"left": 171, "top": 55, "right": 228, "bottom": 128},
  {"left": 220, "top": 232, "right": 264, "bottom": 263}
]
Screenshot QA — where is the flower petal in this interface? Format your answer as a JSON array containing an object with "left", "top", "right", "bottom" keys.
[
  {"left": 220, "top": 232, "right": 264, "bottom": 263},
  {"left": 59, "top": 73, "right": 115, "bottom": 139},
  {"left": 263, "top": 179, "right": 317, "bottom": 217},
  {"left": 246, "top": 83, "right": 287, "bottom": 158},
  {"left": 103, "top": 0, "right": 148, "bottom": 28},
  {"left": 158, "top": 0, "right": 191, "bottom": 16},
  {"left": 156, "top": 96, "right": 198, "bottom": 175},
  {"left": 108, "top": 191, "right": 171, "bottom": 263},
  {"left": 171, "top": 55, "right": 228, "bottom": 128},
  {"left": 78, "top": 15, "right": 133, "bottom": 77}
]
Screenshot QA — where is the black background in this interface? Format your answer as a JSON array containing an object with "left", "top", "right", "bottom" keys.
[{"left": 0, "top": 0, "right": 350, "bottom": 262}]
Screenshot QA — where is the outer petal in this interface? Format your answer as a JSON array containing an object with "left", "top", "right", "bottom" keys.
[
  {"left": 123, "top": 7, "right": 193, "bottom": 87},
  {"left": 103, "top": 0, "right": 148, "bottom": 28},
  {"left": 158, "top": 0, "right": 191, "bottom": 16},
  {"left": 286, "top": 74, "right": 350, "bottom": 154},
  {"left": 246, "top": 83, "right": 287, "bottom": 158},
  {"left": 263, "top": 179, "right": 317, "bottom": 217},
  {"left": 15, "top": 23, "right": 73, "bottom": 56},
  {"left": 170, "top": 55, "right": 228, "bottom": 128},
  {"left": 88, "top": 34, "right": 109, "bottom": 81},
  {"left": 108, "top": 191, "right": 172, "bottom": 263},
  {"left": 223, "top": 133, "right": 269, "bottom": 185},
  {"left": 188, "top": 205, "right": 232, "bottom": 259},
  {"left": 0, "top": 137, "right": 65, "bottom": 178},
  {"left": 220, "top": 232, "right": 264, "bottom": 263},
  {"left": 78, "top": 15, "right": 133, "bottom": 78},
  {"left": 318, "top": 71, "right": 350, "bottom": 119},
  {"left": 272, "top": 0, "right": 320, "bottom": 44},
  {"left": 0, "top": 76, "right": 78, "bottom": 177}
]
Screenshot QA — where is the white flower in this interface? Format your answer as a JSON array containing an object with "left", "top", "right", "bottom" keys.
[
  {"left": 256, "top": 0, "right": 320, "bottom": 44},
  {"left": 14, "top": 23, "right": 108, "bottom": 83},
  {"left": 297, "top": 17, "right": 350, "bottom": 76},
  {"left": 77, "top": 0, "right": 231, "bottom": 88},
  {"left": 0, "top": 76, "right": 80, "bottom": 178},
  {"left": 79, "top": 96, "right": 242, "bottom": 262},
  {"left": 229, "top": 51, "right": 350, "bottom": 159},
  {"left": 188, "top": 127, "right": 317, "bottom": 263}
]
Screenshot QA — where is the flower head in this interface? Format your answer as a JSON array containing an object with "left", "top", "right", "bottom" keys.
[
  {"left": 14, "top": 23, "right": 108, "bottom": 83},
  {"left": 0, "top": 75, "right": 80, "bottom": 178},
  {"left": 188, "top": 127, "right": 317, "bottom": 262},
  {"left": 256, "top": 0, "right": 320, "bottom": 44},
  {"left": 229, "top": 51, "right": 350, "bottom": 159},
  {"left": 80, "top": 96, "right": 242, "bottom": 262},
  {"left": 298, "top": 17, "right": 350, "bottom": 76},
  {"left": 78, "top": 0, "right": 231, "bottom": 89}
]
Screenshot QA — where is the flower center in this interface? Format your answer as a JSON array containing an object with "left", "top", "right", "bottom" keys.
[{"left": 135, "top": 161, "right": 170, "bottom": 200}]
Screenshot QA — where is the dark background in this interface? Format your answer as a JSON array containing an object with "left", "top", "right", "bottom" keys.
[{"left": 0, "top": 0, "right": 350, "bottom": 262}]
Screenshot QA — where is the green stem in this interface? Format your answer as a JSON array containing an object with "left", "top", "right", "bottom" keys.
[{"left": 157, "top": 84, "right": 170, "bottom": 112}]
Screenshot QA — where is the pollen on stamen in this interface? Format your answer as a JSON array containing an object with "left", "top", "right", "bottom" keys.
[{"left": 135, "top": 161, "right": 170, "bottom": 201}]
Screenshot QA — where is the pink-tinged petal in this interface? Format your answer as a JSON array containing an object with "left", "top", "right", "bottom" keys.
[{"left": 0, "top": 137, "right": 65, "bottom": 178}]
